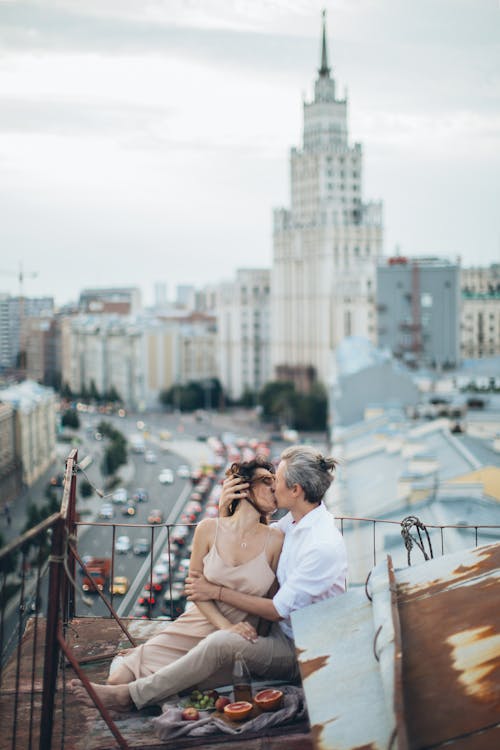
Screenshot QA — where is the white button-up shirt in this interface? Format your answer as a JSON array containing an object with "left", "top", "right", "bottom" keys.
[{"left": 272, "top": 503, "right": 347, "bottom": 639}]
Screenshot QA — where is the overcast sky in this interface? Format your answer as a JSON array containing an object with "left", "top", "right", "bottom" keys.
[{"left": 0, "top": 0, "right": 498, "bottom": 306}]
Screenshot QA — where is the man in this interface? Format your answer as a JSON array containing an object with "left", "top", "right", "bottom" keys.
[{"left": 71, "top": 446, "right": 347, "bottom": 711}]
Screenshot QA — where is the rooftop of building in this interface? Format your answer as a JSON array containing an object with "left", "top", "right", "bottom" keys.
[{"left": 0, "top": 378, "right": 55, "bottom": 411}]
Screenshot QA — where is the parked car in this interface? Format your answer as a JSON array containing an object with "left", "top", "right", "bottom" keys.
[
  {"left": 98, "top": 503, "right": 114, "bottom": 519},
  {"left": 176, "top": 464, "right": 191, "bottom": 479},
  {"left": 158, "top": 469, "right": 174, "bottom": 485},
  {"left": 133, "top": 538, "right": 150, "bottom": 555},
  {"left": 121, "top": 502, "right": 137, "bottom": 517},
  {"left": 147, "top": 509, "right": 164, "bottom": 524},
  {"left": 137, "top": 591, "right": 157, "bottom": 607},
  {"left": 115, "top": 535, "right": 131, "bottom": 554},
  {"left": 110, "top": 576, "right": 129, "bottom": 595},
  {"left": 132, "top": 488, "right": 149, "bottom": 503},
  {"left": 144, "top": 450, "right": 157, "bottom": 464}
]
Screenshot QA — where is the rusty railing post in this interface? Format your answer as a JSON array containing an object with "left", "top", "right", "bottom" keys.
[{"left": 39, "top": 513, "right": 65, "bottom": 750}]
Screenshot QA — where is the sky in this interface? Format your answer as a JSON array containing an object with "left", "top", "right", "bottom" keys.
[{"left": 0, "top": 0, "right": 498, "bottom": 307}]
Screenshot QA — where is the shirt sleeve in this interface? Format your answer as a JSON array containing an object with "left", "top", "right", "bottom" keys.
[{"left": 272, "top": 540, "right": 347, "bottom": 619}]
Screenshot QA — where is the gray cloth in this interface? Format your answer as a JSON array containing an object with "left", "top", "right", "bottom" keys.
[{"left": 152, "top": 685, "right": 307, "bottom": 740}]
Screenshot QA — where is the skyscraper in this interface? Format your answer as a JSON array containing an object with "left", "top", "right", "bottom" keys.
[{"left": 272, "top": 11, "right": 383, "bottom": 388}]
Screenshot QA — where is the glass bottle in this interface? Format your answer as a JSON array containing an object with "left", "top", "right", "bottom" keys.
[{"left": 232, "top": 651, "right": 252, "bottom": 703}]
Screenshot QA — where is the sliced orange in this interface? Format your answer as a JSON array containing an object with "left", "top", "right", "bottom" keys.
[
  {"left": 254, "top": 688, "right": 284, "bottom": 711},
  {"left": 223, "top": 700, "right": 253, "bottom": 721}
]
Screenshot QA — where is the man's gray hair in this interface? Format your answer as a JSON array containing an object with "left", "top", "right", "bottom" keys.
[{"left": 280, "top": 445, "right": 337, "bottom": 504}]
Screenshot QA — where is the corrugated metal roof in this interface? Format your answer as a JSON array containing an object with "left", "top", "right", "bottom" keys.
[{"left": 292, "top": 541, "right": 500, "bottom": 750}]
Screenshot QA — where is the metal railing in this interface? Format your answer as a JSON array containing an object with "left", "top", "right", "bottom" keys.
[{"left": 1, "top": 449, "right": 499, "bottom": 749}]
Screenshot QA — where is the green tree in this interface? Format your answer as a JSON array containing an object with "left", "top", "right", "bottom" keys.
[
  {"left": 80, "top": 480, "right": 93, "bottom": 498},
  {"left": 89, "top": 379, "right": 100, "bottom": 402},
  {"left": 61, "top": 409, "right": 80, "bottom": 430},
  {"left": 259, "top": 381, "right": 296, "bottom": 424}
]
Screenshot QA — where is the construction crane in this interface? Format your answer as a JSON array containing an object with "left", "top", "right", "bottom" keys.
[{"left": 0, "top": 262, "right": 38, "bottom": 298}]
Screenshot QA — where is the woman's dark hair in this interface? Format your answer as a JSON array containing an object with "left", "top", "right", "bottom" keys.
[{"left": 225, "top": 455, "right": 275, "bottom": 523}]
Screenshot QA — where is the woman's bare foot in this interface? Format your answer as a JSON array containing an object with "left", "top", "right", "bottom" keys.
[{"left": 70, "top": 679, "right": 134, "bottom": 712}]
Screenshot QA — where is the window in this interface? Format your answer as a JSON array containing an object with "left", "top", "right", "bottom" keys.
[{"left": 421, "top": 293, "right": 433, "bottom": 308}]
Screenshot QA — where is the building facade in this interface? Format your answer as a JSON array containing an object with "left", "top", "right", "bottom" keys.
[
  {"left": 0, "top": 295, "right": 54, "bottom": 371},
  {"left": 0, "top": 401, "right": 22, "bottom": 506},
  {"left": 0, "top": 380, "right": 56, "bottom": 487},
  {"left": 214, "top": 269, "right": 272, "bottom": 401},
  {"left": 78, "top": 287, "right": 142, "bottom": 315},
  {"left": 271, "top": 13, "right": 383, "bottom": 388},
  {"left": 460, "top": 264, "right": 500, "bottom": 359},
  {"left": 376, "top": 257, "right": 460, "bottom": 369},
  {"left": 461, "top": 292, "right": 500, "bottom": 359}
]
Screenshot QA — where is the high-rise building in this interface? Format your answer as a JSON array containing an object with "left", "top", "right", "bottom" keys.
[
  {"left": 376, "top": 256, "right": 460, "bottom": 369},
  {"left": 0, "top": 295, "right": 54, "bottom": 371},
  {"left": 214, "top": 269, "right": 272, "bottom": 401},
  {"left": 272, "top": 12, "right": 383, "bottom": 389}
]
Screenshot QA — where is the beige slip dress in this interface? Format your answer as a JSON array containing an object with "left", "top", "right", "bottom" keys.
[{"left": 120, "top": 521, "right": 276, "bottom": 679}]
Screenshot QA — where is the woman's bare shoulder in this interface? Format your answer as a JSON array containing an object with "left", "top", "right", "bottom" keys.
[{"left": 194, "top": 517, "right": 217, "bottom": 539}]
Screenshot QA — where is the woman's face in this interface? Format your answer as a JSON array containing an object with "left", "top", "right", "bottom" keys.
[{"left": 248, "top": 468, "right": 276, "bottom": 515}]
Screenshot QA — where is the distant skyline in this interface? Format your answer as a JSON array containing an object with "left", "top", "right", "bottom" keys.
[{"left": 0, "top": 0, "right": 498, "bottom": 306}]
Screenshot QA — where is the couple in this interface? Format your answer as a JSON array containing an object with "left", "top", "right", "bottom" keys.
[{"left": 71, "top": 445, "right": 347, "bottom": 711}]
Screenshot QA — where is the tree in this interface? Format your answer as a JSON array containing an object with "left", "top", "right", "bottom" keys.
[
  {"left": 61, "top": 409, "right": 80, "bottom": 430},
  {"left": 80, "top": 480, "right": 93, "bottom": 498},
  {"left": 89, "top": 379, "right": 100, "bottom": 402},
  {"left": 259, "top": 381, "right": 296, "bottom": 424}
]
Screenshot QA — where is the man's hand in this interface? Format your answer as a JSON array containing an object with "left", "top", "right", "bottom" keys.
[
  {"left": 185, "top": 571, "right": 217, "bottom": 601},
  {"left": 226, "top": 621, "right": 258, "bottom": 642},
  {"left": 219, "top": 475, "right": 249, "bottom": 516}
]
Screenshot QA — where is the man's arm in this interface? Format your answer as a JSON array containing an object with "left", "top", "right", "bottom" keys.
[{"left": 186, "top": 571, "right": 282, "bottom": 622}]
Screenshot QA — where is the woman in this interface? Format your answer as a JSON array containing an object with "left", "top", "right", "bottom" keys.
[{"left": 107, "top": 456, "right": 282, "bottom": 686}]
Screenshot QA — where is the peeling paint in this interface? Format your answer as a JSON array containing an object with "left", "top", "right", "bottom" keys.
[
  {"left": 447, "top": 626, "right": 500, "bottom": 701},
  {"left": 299, "top": 654, "right": 330, "bottom": 679}
]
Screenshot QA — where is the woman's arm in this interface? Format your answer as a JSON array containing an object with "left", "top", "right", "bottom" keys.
[
  {"left": 187, "top": 519, "right": 233, "bottom": 629},
  {"left": 187, "top": 519, "right": 258, "bottom": 640}
]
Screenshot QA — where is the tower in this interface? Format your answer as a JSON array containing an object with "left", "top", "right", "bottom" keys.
[{"left": 272, "top": 11, "right": 383, "bottom": 388}]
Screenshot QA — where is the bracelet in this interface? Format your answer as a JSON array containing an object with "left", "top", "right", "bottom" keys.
[{"left": 218, "top": 586, "right": 223, "bottom": 602}]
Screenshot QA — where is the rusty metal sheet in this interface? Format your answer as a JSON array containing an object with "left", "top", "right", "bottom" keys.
[
  {"left": 395, "top": 542, "right": 500, "bottom": 749},
  {"left": 292, "top": 588, "right": 393, "bottom": 750}
]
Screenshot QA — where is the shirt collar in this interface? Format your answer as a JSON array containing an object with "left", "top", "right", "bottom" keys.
[{"left": 290, "top": 503, "right": 325, "bottom": 531}]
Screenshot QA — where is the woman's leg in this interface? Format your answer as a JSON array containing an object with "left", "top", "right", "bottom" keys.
[{"left": 107, "top": 663, "right": 136, "bottom": 685}]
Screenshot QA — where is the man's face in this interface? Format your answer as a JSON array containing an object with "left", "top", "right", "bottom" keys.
[{"left": 274, "top": 460, "right": 294, "bottom": 510}]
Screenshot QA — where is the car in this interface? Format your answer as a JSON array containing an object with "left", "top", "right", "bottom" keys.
[
  {"left": 158, "top": 469, "right": 174, "bottom": 484},
  {"left": 137, "top": 591, "right": 157, "bottom": 606},
  {"left": 153, "top": 562, "right": 170, "bottom": 582},
  {"left": 98, "top": 503, "right": 114, "bottom": 519},
  {"left": 132, "top": 603, "right": 151, "bottom": 618},
  {"left": 110, "top": 576, "right": 129, "bottom": 595},
  {"left": 132, "top": 488, "right": 149, "bottom": 503},
  {"left": 176, "top": 464, "right": 191, "bottom": 479},
  {"left": 133, "top": 538, "right": 151, "bottom": 555},
  {"left": 144, "top": 579, "right": 163, "bottom": 593},
  {"left": 147, "top": 509, "right": 164, "bottom": 524},
  {"left": 144, "top": 450, "right": 157, "bottom": 464},
  {"left": 115, "top": 535, "right": 131, "bottom": 554},
  {"left": 111, "top": 488, "right": 127, "bottom": 504},
  {"left": 121, "top": 502, "right": 137, "bottom": 517}
]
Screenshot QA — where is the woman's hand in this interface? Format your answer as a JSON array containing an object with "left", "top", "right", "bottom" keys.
[
  {"left": 225, "top": 621, "right": 258, "bottom": 642},
  {"left": 219, "top": 475, "right": 250, "bottom": 516}
]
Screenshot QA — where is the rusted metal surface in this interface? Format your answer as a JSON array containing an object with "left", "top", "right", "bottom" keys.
[
  {"left": 396, "top": 542, "right": 500, "bottom": 749},
  {"left": 0, "top": 616, "right": 313, "bottom": 749},
  {"left": 292, "top": 588, "right": 393, "bottom": 750}
]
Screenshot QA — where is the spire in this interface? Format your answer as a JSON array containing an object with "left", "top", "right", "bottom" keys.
[{"left": 318, "top": 9, "right": 330, "bottom": 78}]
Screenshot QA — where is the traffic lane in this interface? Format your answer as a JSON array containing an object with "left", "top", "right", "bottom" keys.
[{"left": 75, "top": 467, "right": 188, "bottom": 617}]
